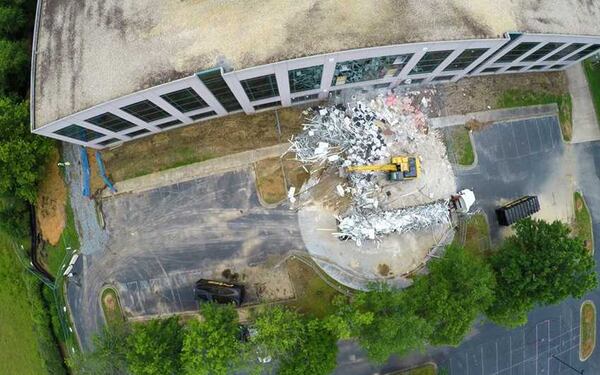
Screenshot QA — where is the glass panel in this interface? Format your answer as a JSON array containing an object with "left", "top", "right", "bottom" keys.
[
  {"left": 85, "top": 112, "right": 137, "bottom": 132},
  {"left": 332, "top": 54, "right": 413, "bottom": 85},
  {"left": 482, "top": 67, "right": 501, "bottom": 73},
  {"left": 126, "top": 128, "right": 151, "bottom": 138},
  {"left": 528, "top": 65, "right": 546, "bottom": 71},
  {"left": 410, "top": 50, "right": 453, "bottom": 75},
  {"left": 432, "top": 75, "right": 454, "bottom": 81},
  {"left": 190, "top": 111, "right": 217, "bottom": 120},
  {"left": 160, "top": 88, "right": 208, "bottom": 113},
  {"left": 120, "top": 100, "right": 170, "bottom": 123},
  {"left": 495, "top": 42, "right": 539, "bottom": 63},
  {"left": 288, "top": 65, "right": 323, "bottom": 93},
  {"left": 544, "top": 43, "right": 585, "bottom": 61},
  {"left": 566, "top": 44, "right": 600, "bottom": 61},
  {"left": 549, "top": 64, "right": 566, "bottom": 69},
  {"left": 521, "top": 42, "right": 564, "bottom": 62},
  {"left": 156, "top": 119, "right": 182, "bottom": 129},
  {"left": 507, "top": 66, "right": 525, "bottom": 71},
  {"left": 443, "top": 48, "right": 488, "bottom": 71},
  {"left": 291, "top": 93, "right": 319, "bottom": 103},
  {"left": 241, "top": 74, "right": 279, "bottom": 101},
  {"left": 254, "top": 101, "right": 281, "bottom": 110},
  {"left": 55, "top": 124, "right": 104, "bottom": 142},
  {"left": 98, "top": 138, "right": 120, "bottom": 146},
  {"left": 197, "top": 69, "right": 242, "bottom": 112}
]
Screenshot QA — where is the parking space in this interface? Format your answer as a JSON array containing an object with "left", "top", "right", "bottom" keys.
[
  {"left": 448, "top": 307, "right": 580, "bottom": 375},
  {"left": 456, "top": 115, "right": 572, "bottom": 240}
]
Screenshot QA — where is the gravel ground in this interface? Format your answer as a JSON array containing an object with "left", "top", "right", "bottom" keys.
[{"left": 63, "top": 143, "right": 108, "bottom": 256}]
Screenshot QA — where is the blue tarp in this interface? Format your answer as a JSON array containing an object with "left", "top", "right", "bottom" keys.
[
  {"left": 95, "top": 151, "right": 117, "bottom": 193},
  {"left": 80, "top": 146, "right": 91, "bottom": 197}
]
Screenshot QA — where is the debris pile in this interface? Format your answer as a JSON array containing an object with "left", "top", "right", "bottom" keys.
[
  {"left": 336, "top": 201, "right": 450, "bottom": 246},
  {"left": 290, "top": 104, "right": 388, "bottom": 167},
  {"left": 291, "top": 91, "right": 455, "bottom": 245}
]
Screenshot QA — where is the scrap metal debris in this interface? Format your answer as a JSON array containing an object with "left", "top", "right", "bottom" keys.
[{"left": 289, "top": 90, "right": 455, "bottom": 245}]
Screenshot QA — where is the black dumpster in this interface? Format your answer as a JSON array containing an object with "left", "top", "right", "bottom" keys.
[{"left": 495, "top": 196, "right": 540, "bottom": 226}]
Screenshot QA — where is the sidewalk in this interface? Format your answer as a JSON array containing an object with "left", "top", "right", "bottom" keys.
[
  {"left": 566, "top": 63, "right": 600, "bottom": 143},
  {"left": 103, "top": 143, "right": 290, "bottom": 197},
  {"left": 429, "top": 104, "right": 558, "bottom": 129}
]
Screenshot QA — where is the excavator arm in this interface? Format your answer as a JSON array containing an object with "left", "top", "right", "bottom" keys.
[{"left": 347, "top": 164, "right": 398, "bottom": 172}]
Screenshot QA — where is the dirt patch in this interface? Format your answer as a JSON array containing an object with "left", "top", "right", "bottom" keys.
[
  {"left": 35, "top": 148, "right": 66, "bottom": 245},
  {"left": 438, "top": 71, "right": 569, "bottom": 116},
  {"left": 101, "top": 106, "right": 308, "bottom": 182},
  {"left": 103, "top": 293, "right": 116, "bottom": 312},
  {"left": 282, "top": 153, "right": 310, "bottom": 191},
  {"left": 233, "top": 263, "right": 295, "bottom": 304},
  {"left": 377, "top": 263, "right": 390, "bottom": 276},
  {"left": 87, "top": 149, "right": 106, "bottom": 196},
  {"left": 254, "top": 157, "right": 287, "bottom": 205}
]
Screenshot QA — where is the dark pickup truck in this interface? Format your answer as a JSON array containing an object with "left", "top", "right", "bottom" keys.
[{"left": 194, "top": 279, "right": 245, "bottom": 306}]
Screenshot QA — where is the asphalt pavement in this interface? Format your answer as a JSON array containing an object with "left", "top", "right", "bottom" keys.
[
  {"left": 67, "top": 168, "right": 304, "bottom": 350},
  {"left": 334, "top": 116, "right": 600, "bottom": 375}
]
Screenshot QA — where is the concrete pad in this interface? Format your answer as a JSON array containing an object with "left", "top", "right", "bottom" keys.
[{"left": 567, "top": 63, "right": 600, "bottom": 143}]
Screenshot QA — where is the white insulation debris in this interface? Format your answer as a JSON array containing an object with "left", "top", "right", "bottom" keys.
[{"left": 336, "top": 201, "right": 450, "bottom": 245}]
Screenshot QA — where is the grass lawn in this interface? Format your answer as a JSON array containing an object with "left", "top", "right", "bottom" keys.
[
  {"left": 40, "top": 200, "right": 80, "bottom": 277},
  {"left": 453, "top": 213, "right": 491, "bottom": 258},
  {"left": 102, "top": 106, "right": 309, "bottom": 182},
  {"left": 580, "top": 300, "right": 596, "bottom": 361},
  {"left": 286, "top": 257, "right": 344, "bottom": 318},
  {"left": 497, "top": 89, "right": 573, "bottom": 141},
  {"left": 390, "top": 363, "right": 437, "bottom": 375},
  {"left": 0, "top": 231, "right": 66, "bottom": 375},
  {"left": 573, "top": 192, "right": 594, "bottom": 254},
  {"left": 443, "top": 126, "right": 475, "bottom": 166},
  {"left": 583, "top": 59, "right": 600, "bottom": 126},
  {"left": 254, "top": 157, "right": 287, "bottom": 204},
  {"left": 101, "top": 287, "right": 125, "bottom": 326}
]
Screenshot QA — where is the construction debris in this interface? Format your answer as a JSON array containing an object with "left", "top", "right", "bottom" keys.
[
  {"left": 290, "top": 90, "right": 456, "bottom": 246},
  {"left": 336, "top": 201, "right": 450, "bottom": 246}
]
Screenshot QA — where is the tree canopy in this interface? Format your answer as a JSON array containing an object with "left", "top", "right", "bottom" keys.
[
  {"left": 126, "top": 317, "right": 183, "bottom": 375},
  {"left": 487, "top": 218, "right": 597, "bottom": 327},
  {"left": 0, "top": 97, "right": 52, "bottom": 203},
  {"left": 407, "top": 244, "right": 495, "bottom": 345},
  {"left": 279, "top": 318, "right": 338, "bottom": 375},
  {"left": 251, "top": 305, "right": 304, "bottom": 360},
  {"left": 181, "top": 303, "right": 241, "bottom": 375},
  {"left": 68, "top": 323, "right": 130, "bottom": 375}
]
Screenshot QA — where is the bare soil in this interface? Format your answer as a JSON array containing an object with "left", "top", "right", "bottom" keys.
[
  {"left": 438, "top": 71, "right": 568, "bottom": 116},
  {"left": 35, "top": 148, "right": 66, "bottom": 245},
  {"left": 282, "top": 153, "right": 310, "bottom": 191},
  {"left": 87, "top": 149, "right": 106, "bottom": 196},
  {"left": 254, "top": 157, "right": 287, "bottom": 205},
  {"left": 101, "top": 107, "right": 309, "bottom": 182}
]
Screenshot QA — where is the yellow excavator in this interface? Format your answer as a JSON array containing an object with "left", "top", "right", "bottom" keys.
[{"left": 347, "top": 156, "right": 420, "bottom": 181}]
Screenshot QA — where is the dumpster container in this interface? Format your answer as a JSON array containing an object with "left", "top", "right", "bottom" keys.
[{"left": 495, "top": 196, "right": 540, "bottom": 226}]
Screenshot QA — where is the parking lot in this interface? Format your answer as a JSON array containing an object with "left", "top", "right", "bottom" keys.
[{"left": 68, "top": 168, "right": 304, "bottom": 349}]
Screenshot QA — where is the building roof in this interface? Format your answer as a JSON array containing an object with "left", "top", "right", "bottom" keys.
[{"left": 33, "top": 0, "right": 600, "bottom": 129}]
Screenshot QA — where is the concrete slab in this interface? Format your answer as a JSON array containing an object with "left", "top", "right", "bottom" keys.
[{"left": 567, "top": 63, "right": 600, "bottom": 143}]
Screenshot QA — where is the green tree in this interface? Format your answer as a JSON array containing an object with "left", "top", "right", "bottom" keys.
[
  {"left": 0, "top": 6, "right": 26, "bottom": 37},
  {"left": 0, "top": 39, "right": 29, "bottom": 95},
  {"left": 487, "top": 219, "right": 598, "bottom": 327},
  {"left": 348, "top": 284, "right": 432, "bottom": 363},
  {"left": 68, "top": 323, "right": 130, "bottom": 375},
  {"left": 251, "top": 305, "right": 304, "bottom": 360},
  {"left": 126, "top": 317, "right": 183, "bottom": 375},
  {"left": 279, "top": 318, "right": 338, "bottom": 375},
  {"left": 0, "top": 97, "right": 52, "bottom": 203},
  {"left": 407, "top": 244, "right": 495, "bottom": 345},
  {"left": 181, "top": 303, "right": 242, "bottom": 375}
]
